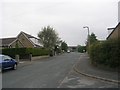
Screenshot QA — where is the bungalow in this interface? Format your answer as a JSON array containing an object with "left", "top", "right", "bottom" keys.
[{"left": 0, "top": 31, "right": 43, "bottom": 48}]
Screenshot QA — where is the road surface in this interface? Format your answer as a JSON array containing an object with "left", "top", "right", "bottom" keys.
[{"left": 2, "top": 52, "right": 118, "bottom": 88}]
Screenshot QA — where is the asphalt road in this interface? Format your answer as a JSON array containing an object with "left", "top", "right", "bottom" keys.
[
  {"left": 2, "top": 52, "right": 80, "bottom": 88},
  {"left": 2, "top": 52, "right": 118, "bottom": 88}
]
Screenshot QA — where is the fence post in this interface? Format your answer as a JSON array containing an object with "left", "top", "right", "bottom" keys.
[
  {"left": 29, "top": 54, "right": 32, "bottom": 61},
  {"left": 15, "top": 55, "right": 19, "bottom": 63}
]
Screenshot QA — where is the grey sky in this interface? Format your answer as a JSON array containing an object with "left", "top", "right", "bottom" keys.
[{"left": 0, "top": 0, "right": 119, "bottom": 46}]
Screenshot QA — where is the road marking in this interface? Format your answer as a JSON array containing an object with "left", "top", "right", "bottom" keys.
[{"left": 57, "top": 55, "right": 82, "bottom": 88}]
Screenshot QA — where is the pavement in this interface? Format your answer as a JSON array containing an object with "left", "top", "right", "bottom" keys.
[
  {"left": 18, "top": 61, "right": 32, "bottom": 68},
  {"left": 74, "top": 53, "right": 120, "bottom": 84},
  {"left": 18, "top": 55, "right": 49, "bottom": 68}
]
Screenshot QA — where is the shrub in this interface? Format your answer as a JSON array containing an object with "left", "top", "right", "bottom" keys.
[
  {"left": 1, "top": 48, "right": 49, "bottom": 59},
  {"left": 2, "top": 48, "right": 27, "bottom": 58},
  {"left": 26, "top": 48, "right": 49, "bottom": 56},
  {"left": 89, "top": 40, "right": 120, "bottom": 68},
  {"left": 78, "top": 46, "right": 86, "bottom": 53}
]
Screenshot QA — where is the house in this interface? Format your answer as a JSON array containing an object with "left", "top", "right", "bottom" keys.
[
  {"left": 0, "top": 37, "right": 24, "bottom": 48},
  {"left": 68, "top": 46, "right": 77, "bottom": 52},
  {"left": 0, "top": 31, "right": 43, "bottom": 48},
  {"left": 107, "top": 23, "right": 120, "bottom": 40}
]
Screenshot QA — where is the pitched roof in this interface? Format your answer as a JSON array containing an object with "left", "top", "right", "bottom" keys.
[
  {"left": 107, "top": 22, "right": 120, "bottom": 39},
  {"left": 0, "top": 31, "right": 42, "bottom": 48},
  {"left": 21, "top": 31, "right": 38, "bottom": 39},
  {"left": 0, "top": 37, "right": 16, "bottom": 46}
]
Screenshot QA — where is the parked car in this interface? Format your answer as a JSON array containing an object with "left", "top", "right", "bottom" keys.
[
  {"left": 0, "top": 54, "right": 18, "bottom": 72},
  {"left": 67, "top": 50, "right": 70, "bottom": 53}
]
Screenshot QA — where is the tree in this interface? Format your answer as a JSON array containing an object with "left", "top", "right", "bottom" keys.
[
  {"left": 85, "top": 33, "right": 97, "bottom": 53},
  {"left": 86, "top": 33, "right": 97, "bottom": 46},
  {"left": 61, "top": 41, "right": 68, "bottom": 52},
  {"left": 89, "top": 33, "right": 98, "bottom": 45},
  {"left": 77, "top": 45, "right": 86, "bottom": 53},
  {"left": 38, "top": 26, "right": 60, "bottom": 49}
]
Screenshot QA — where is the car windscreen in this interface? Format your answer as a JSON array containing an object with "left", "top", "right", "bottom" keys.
[
  {"left": 0, "top": 55, "right": 12, "bottom": 61},
  {"left": 0, "top": 55, "right": 3, "bottom": 62}
]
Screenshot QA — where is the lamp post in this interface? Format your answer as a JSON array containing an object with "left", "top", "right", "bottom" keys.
[
  {"left": 107, "top": 27, "right": 115, "bottom": 36},
  {"left": 107, "top": 28, "right": 115, "bottom": 30},
  {"left": 83, "top": 26, "right": 90, "bottom": 52}
]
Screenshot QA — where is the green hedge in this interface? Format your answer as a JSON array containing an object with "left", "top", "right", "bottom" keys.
[
  {"left": 78, "top": 46, "right": 86, "bottom": 53},
  {"left": 1, "top": 48, "right": 49, "bottom": 59},
  {"left": 26, "top": 48, "right": 49, "bottom": 56},
  {"left": 89, "top": 40, "right": 120, "bottom": 68}
]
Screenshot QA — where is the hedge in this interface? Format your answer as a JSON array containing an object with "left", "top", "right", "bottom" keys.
[
  {"left": 26, "top": 48, "right": 49, "bottom": 56},
  {"left": 1, "top": 48, "right": 49, "bottom": 59},
  {"left": 78, "top": 46, "right": 86, "bottom": 53},
  {"left": 89, "top": 39, "right": 120, "bottom": 68}
]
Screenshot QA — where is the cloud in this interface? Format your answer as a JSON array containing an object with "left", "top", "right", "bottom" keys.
[{"left": 1, "top": 0, "right": 119, "bottom": 45}]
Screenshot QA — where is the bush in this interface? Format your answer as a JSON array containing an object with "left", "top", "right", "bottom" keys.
[
  {"left": 78, "top": 46, "right": 86, "bottom": 53},
  {"left": 26, "top": 48, "right": 49, "bottom": 56},
  {"left": 1, "top": 48, "right": 49, "bottom": 59},
  {"left": 89, "top": 40, "right": 120, "bottom": 68},
  {"left": 2, "top": 48, "right": 27, "bottom": 58}
]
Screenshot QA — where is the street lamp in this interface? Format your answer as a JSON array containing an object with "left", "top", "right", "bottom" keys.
[
  {"left": 83, "top": 26, "right": 90, "bottom": 52},
  {"left": 107, "top": 27, "right": 115, "bottom": 35},
  {"left": 107, "top": 28, "right": 115, "bottom": 30}
]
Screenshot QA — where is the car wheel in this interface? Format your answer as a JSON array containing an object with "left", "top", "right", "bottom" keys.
[{"left": 13, "top": 64, "right": 17, "bottom": 70}]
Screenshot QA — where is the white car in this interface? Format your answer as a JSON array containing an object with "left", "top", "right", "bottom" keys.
[{"left": 67, "top": 50, "right": 70, "bottom": 53}]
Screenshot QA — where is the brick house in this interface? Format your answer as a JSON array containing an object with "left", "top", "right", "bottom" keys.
[{"left": 0, "top": 31, "right": 43, "bottom": 48}]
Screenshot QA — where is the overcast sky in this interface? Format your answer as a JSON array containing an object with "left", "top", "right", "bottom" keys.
[{"left": 0, "top": 0, "right": 119, "bottom": 46}]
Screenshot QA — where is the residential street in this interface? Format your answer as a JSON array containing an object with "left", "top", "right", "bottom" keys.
[
  {"left": 2, "top": 52, "right": 118, "bottom": 88},
  {"left": 1, "top": 0, "right": 120, "bottom": 89}
]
